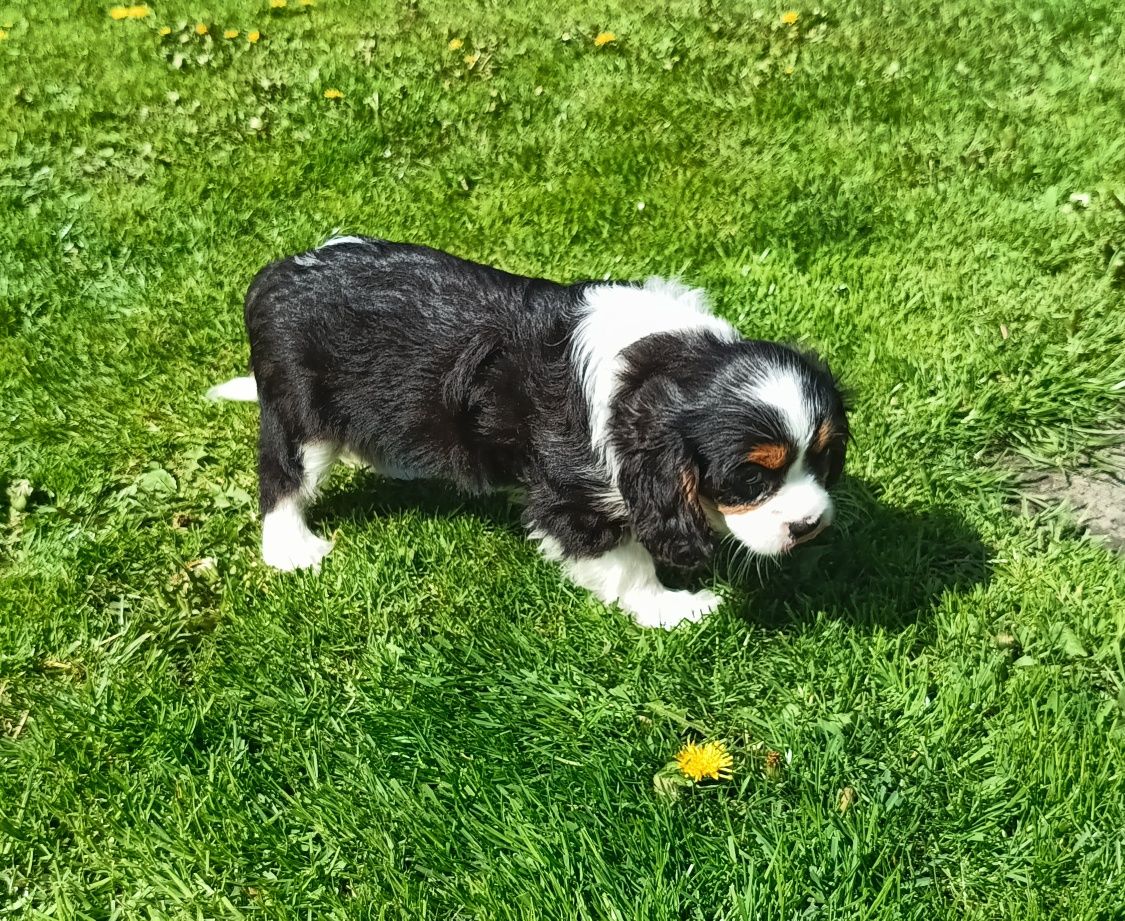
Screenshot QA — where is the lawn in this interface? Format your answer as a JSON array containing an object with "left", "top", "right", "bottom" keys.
[{"left": 2, "top": 0, "right": 1125, "bottom": 917}]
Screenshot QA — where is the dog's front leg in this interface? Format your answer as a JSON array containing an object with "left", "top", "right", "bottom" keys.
[{"left": 538, "top": 536, "right": 721, "bottom": 629}]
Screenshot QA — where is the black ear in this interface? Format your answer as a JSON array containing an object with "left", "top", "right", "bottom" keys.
[{"left": 611, "top": 377, "right": 713, "bottom": 569}]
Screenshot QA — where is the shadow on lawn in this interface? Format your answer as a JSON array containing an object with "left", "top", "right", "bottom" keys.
[
  {"left": 314, "top": 473, "right": 523, "bottom": 534},
  {"left": 719, "top": 475, "right": 992, "bottom": 630},
  {"left": 315, "top": 472, "right": 991, "bottom": 631}
]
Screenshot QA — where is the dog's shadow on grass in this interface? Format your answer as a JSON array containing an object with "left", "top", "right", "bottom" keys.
[
  {"left": 315, "top": 472, "right": 990, "bottom": 632},
  {"left": 715, "top": 476, "right": 992, "bottom": 631},
  {"left": 314, "top": 472, "right": 525, "bottom": 535}
]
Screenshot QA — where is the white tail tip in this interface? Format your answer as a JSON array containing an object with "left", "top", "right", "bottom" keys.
[{"left": 206, "top": 375, "right": 258, "bottom": 402}]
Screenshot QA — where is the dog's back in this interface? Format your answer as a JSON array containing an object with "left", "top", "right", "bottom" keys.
[{"left": 243, "top": 237, "right": 585, "bottom": 493}]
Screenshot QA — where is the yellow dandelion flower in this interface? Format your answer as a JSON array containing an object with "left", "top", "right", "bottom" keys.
[
  {"left": 270, "top": 0, "right": 287, "bottom": 8},
  {"left": 323, "top": 87, "right": 344, "bottom": 99},
  {"left": 159, "top": 25, "right": 172, "bottom": 35},
  {"left": 463, "top": 52, "right": 480, "bottom": 67},
  {"left": 247, "top": 29, "right": 261, "bottom": 42},
  {"left": 593, "top": 30, "right": 616, "bottom": 47},
  {"left": 781, "top": 10, "right": 799, "bottom": 25},
  {"left": 195, "top": 22, "right": 208, "bottom": 34},
  {"left": 224, "top": 28, "right": 239, "bottom": 38},
  {"left": 109, "top": 5, "right": 151, "bottom": 20},
  {"left": 448, "top": 37, "right": 464, "bottom": 51},
  {"left": 675, "top": 741, "right": 733, "bottom": 782},
  {"left": 0, "top": 29, "right": 7, "bottom": 39}
]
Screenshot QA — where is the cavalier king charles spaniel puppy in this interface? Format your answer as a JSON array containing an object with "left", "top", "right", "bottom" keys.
[{"left": 209, "top": 237, "right": 848, "bottom": 628}]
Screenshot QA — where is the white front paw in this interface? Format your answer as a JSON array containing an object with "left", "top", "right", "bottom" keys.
[{"left": 624, "top": 588, "right": 723, "bottom": 629}]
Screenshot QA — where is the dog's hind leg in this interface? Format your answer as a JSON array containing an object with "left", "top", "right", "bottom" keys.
[{"left": 258, "top": 402, "right": 339, "bottom": 571}]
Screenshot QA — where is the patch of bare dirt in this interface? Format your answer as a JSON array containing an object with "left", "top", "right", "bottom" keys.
[{"left": 1017, "top": 449, "right": 1125, "bottom": 552}]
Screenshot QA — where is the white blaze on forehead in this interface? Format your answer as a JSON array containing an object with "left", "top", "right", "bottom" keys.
[
  {"left": 573, "top": 277, "right": 737, "bottom": 478},
  {"left": 753, "top": 367, "right": 815, "bottom": 447}
]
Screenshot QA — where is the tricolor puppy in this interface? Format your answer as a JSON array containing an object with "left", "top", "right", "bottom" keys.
[{"left": 209, "top": 237, "right": 848, "bottom": 628}]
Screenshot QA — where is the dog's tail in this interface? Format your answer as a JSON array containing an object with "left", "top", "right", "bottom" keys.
[{"left": 206, "top": 375, "right": 258, "bottom": 402}]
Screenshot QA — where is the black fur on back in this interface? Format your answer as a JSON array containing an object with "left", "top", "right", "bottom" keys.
[{"left": 245, "top": 238, "right": 628, "bottom": 557}]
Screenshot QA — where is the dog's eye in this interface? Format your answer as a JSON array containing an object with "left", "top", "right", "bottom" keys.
[
  {"left": 731, "top": 461, "right": 761, "bottom": 482},
  {"left": 808, "top": 445, "right": 845, "bottom": 488},
  {"left": 733, "top": 463, "right": 766, "bottom": 493},
  {"left": 718, "top": 461, "right": 774, "bottom": 507}
]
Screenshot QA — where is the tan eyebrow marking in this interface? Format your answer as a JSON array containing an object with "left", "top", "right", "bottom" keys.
[
  {"left": 746, "top": 443, "right": 791, "bottom": 470},
  {"left": 718, "top": 501, "right": 764, "bottom": 516},
  {"left": 814, "top": 420, "right": 836, "bottom": 452}
]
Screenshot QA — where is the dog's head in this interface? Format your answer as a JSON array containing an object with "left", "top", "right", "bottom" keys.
[{"left": 611, "top": 336, "right": 848, "bottom": 568}]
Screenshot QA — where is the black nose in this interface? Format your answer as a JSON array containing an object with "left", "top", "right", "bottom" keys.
[{"left": 789, "top": 516, "right": 823, "bottom": 542}]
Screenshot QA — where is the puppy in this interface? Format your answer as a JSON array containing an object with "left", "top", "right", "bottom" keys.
[{"left": 209, "top": 237, "right": 848, "bottom": 628}]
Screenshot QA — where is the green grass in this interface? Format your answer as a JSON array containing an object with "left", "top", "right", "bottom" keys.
[{"left": 3, "top": 0, "right": 1125, "bottom": 917}]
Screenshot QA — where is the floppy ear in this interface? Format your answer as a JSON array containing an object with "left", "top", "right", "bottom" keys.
[{"left": 611, "top": 377, "right": 713, "bottom": 569}]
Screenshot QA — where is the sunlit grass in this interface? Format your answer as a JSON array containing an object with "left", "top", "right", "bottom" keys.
[{"left": 1, "top": 1, "right": 1124, "bottom": 917}]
